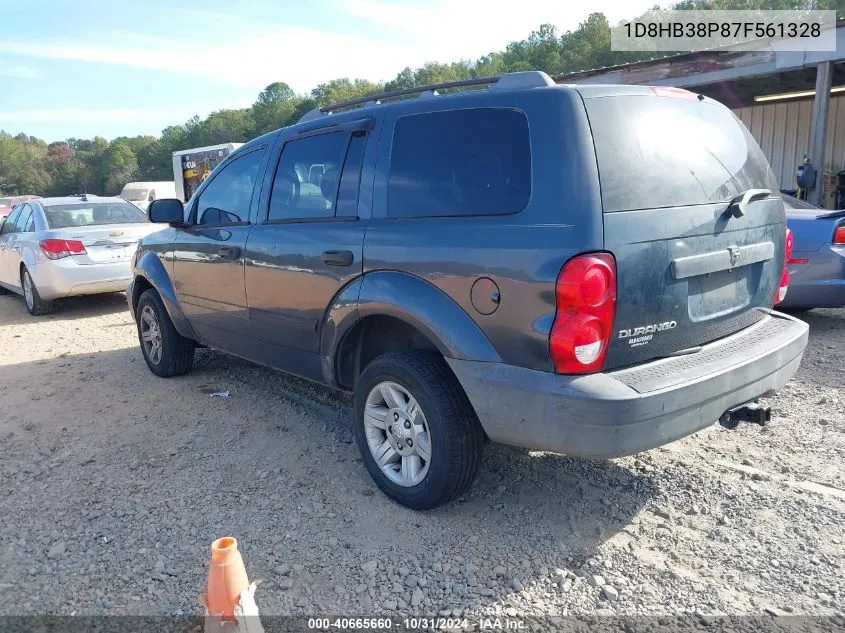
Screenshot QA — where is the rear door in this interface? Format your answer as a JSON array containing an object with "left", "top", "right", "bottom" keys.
[
  {"left": 244, "top": 121, "right": 373, "bottom": 381},
  {"left": 580, "top": 88, "right": 784, "bottom": 369}
]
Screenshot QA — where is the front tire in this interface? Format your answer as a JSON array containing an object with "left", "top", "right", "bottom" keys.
[
  {"left": 136, "top": 288, "right": 194, "bottom": 377},
  {"left": 354, "top": 352, "right": 484, "bottom": 510},
  {"left": 21, "top": 267, "right": 55, "bottom": 316}
]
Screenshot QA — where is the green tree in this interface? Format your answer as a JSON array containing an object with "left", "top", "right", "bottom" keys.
[
  {"left": 311, "top": 78, "right": 383, "bottom": 107},
  {"left": 99, "top": 141, "right": 138, "bottom": 195},
  {"left": 44, "top": 142, "right": 86, "bottom": 195},
  {"left": 251, "top": 82, "right": 297, "bottom": 135},
  {"left": 0, "top": 131, "right": 52, "bottom": 195}
]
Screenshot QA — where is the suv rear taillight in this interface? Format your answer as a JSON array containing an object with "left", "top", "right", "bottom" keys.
[
  {"left": 776, "top": 227, "right": 793, "bottom": 304},
  {"left": 834, "top": 223, "right": 845, "bottom": 245},
  {"left": 549, "top": 252, "right": 616, "bottom": 374},
  {"left": 39, "top": 239, "right": 86, "bottom": 260}
]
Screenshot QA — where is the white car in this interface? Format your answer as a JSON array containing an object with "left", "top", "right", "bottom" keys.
[
  {"left": 119, "top": 181, "right": 178, "bottom": 212},
  {"left": 0, "top": 195, "right": 163, "bottom": 315}
]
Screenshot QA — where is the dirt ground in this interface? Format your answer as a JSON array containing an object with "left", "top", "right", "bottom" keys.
[{"left": 1, "top": 291, "right": 843, "bottom": 623}]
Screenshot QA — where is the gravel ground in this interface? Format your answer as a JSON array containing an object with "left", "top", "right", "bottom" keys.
[{"left": 1, "top": 292, "right": 843, "bottom": 624}]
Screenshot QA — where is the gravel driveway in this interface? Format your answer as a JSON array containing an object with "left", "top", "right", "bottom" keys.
[{"left": 1, "top": 292, "right": 843, "bottom": 624}]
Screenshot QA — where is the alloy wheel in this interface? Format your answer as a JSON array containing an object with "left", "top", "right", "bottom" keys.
[
  {"left": 22, "top": 272, "right": 34, "bottom": 310},
  {"left": 364, "top": 381, "right": 432, "bottom": 487},
  {"left": 140, "top": 305, "right": 163, "bottom": 365}
]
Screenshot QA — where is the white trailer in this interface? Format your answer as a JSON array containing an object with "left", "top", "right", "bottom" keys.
[{"left": 172, "top": 143, "right": 243, "bottom": 202}]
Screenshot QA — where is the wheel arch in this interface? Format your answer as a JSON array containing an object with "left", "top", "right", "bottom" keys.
[
  {"left": 19, "top": 246, "right": 39, "bottom": 279},
  {"left": 323, "top": 271, "right": 501, "bottom": 389},
  {"left": 132, "top": 251, "right": 196, "bottom": 340}
]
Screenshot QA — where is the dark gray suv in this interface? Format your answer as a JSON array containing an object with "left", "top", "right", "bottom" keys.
[{"left": 129, "top": 71, "right": 809, "bottom": 509}]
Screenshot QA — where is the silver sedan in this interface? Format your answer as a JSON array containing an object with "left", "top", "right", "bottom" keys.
[{"left": 0, "top": 195, "right": 162, "bottom": 315}]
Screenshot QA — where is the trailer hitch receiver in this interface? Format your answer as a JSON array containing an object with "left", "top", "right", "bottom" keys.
[{"left": 719, "top": 402, "right": 771, "bottom": 430}]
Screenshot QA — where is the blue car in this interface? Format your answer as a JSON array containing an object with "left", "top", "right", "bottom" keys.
[{"left": 781, "top": 194, "right": 845, "bottom": 310}]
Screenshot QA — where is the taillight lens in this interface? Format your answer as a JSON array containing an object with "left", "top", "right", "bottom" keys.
[
  {"left": 550, "top": 252, "right": 616, "bottom": 374},
  {"left": 834, "top": 224, "right": 845, "bottom": 245},
  {"left": 39, "top": 239, "right": 86, "bottom": 260},
  {"left": 775, "top": 228, "right": 792, "bottom": 304}
]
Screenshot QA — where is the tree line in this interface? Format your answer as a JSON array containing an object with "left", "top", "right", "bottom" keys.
[{"left": 1, "top": 0, "right": 842, "bottom": 198}]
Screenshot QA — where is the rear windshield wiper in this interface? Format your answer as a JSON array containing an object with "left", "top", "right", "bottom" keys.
[{"left": 725, "top": 189, "right": 771, "bottom": 218}]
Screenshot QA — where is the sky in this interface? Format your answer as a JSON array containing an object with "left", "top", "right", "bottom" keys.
[{"left": 0, "top": 0, "right": 658, "bottom": 142}]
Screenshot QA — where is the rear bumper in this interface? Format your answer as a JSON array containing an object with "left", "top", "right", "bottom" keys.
[
  {"left": 448, "top": 310, "right": 809, "bottom": 458},
  {"left": 33, "top": 259, "right": 133, "bottom": 300}
]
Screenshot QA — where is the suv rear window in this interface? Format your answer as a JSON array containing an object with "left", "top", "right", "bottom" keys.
[
  {"left": 585, "top": 95, "right": 779, "bottom": 213},
  {"left": 388, "top": 108, "right": 530, "bottom": 218}
]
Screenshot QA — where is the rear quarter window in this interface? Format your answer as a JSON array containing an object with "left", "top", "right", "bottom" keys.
[
  {"left": 388, "top": 108, "right": 531, "bottom": 218},
  {"left": 585, "top": 95, "right": 779, "bottom": 212}
]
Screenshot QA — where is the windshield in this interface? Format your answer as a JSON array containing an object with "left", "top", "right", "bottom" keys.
[
  {"left": 44, "top": 202, "right": 148, "bottom": 229},
  {"left": 0, "top": 198, "right": 11, "bottom": 208},
  {"left": 121, "top": 189, "right": 148, "bottom": 201}
]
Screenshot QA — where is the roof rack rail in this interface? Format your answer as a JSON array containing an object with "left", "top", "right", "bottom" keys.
[{"left": 298, "top": 70, "right": 555, "bottom": 123}]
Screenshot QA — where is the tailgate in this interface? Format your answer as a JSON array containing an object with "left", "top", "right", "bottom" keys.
[{"left": 581, "top": 89, "right": 785, "bottom": 370}]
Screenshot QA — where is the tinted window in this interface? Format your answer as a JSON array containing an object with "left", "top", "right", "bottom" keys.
[
  {"left": 44, "top": 202, "right": 147, "bottom": 229},
  {"left": 196, "top": 149, "right": 264, "bottom": 225},
  {"left": 268, "top": 132, "right": 348, "bottom": 221},
  {"left": 388, "top": 108, "right": 530, "bottom": 218},
  {"left": 584, "top": 95, "right": 780, "bottom": 212},
  {"left": 14, "top": 205, "right": 33, "bottom": 233},
  {"left": 1, "top": 206, "right": 22, "bottom": 235},
  {"left": 337, "top": 133, "right": 367, "bottom": 217}
]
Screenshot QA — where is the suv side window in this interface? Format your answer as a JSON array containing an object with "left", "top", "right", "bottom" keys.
[
  {"left": 388, "top": 108, "right": 531, "bottom": 218},
  {"left": 336, "top": 132, "right": 367, "bottom": 217},
  {"left": 267, "top": 131, "right": 349, "bottom": 221},
  {"left": 1, "top": 206, "right": 22, "bottom": 235},
  {"left": 195, "top": 149, "right": 264, "bottom": 226}
]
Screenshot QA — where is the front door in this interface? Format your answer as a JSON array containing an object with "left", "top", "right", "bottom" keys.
[
  {"left": 244, "top": 125, "right": 373, "bottom": 380},
  {"left": 173, "top": 146, "right": 268, "bottom": 356},
  {"left": 0, "top": 205, "right": 26, "bottom": 288}
]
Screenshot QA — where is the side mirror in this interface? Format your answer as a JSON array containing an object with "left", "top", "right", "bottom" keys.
[{"left": 148, "top": 198, "right": 184, "bottom": 224}]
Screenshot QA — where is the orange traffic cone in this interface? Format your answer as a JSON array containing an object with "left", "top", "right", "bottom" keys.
[{"left": 205, "top": 537, "right": 250, "bottom": 621}]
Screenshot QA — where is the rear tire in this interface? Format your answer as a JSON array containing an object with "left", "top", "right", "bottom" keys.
[
  {"left": 21, "top": 267, "right": 55, "bottom": 316},
  {"left": 136, "top": 288, "right": 194, "bottom": 377},
  {"left": 354, "top": 352, "right": 484, "bottom": 510}
]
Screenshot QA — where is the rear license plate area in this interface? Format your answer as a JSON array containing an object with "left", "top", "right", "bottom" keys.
[{"left": 688, "top": 267, "right": 755, "bottom": 320}]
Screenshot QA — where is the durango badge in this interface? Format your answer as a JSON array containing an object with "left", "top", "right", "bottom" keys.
[{"left": 618, "top": 321, "right": 677, "bottom": 347}]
